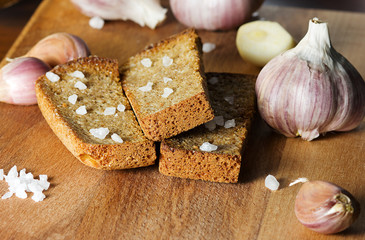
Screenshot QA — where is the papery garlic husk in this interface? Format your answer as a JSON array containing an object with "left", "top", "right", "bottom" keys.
[
  {"left": 0, "top": 57, "right": 51, "bottom": 105},
  {"left": 255, "top": 18, "right": 365, "bottom": 141},
  {"left": 170, "top": 0, "right": 264, "bottom": 31},
  {"left": 25, "top": 32, "right": 90, "bottom": 68},
  {"left": 71, "top": 0, "right": 167, "bottom": 29},
  {"left": 295, "top": 181, "right": 360, "bottom": 234}
]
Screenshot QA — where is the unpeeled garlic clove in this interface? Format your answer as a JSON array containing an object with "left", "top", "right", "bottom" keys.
[
  {"left": 25, "top": 32, "right": 90, "bottom": 68},
  {"left": 0, "top": 57, "right": 51, "bottom": 105},
  {"left": 255, "top": 18, "right": 365, "bottom": 141},
  {"left": 295, "top": 180, "right": 360, "bottom": 234}
]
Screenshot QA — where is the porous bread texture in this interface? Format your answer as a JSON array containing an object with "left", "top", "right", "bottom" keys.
[
  {"left": 35, "top": 56, "right": 156, "bottom": 170},
  {"left": 121, "top": 28, "right": 214, "bottom": 141},
  {"left": 159, "top": 73, "right": 256, "bottom": 183}
]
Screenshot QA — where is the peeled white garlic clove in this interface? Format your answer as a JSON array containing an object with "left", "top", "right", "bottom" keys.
[
  {"left": 25, "top": 32, "right": 90, "bottom": 68},
  {"left": 71, "top": 0, "right": 167, "bottom": 29},
  {"left": 170, "top": 0, "right": 264, "bottom": 31},
  {"left": 0, "top": 57, "right": 51, "bottom": 105},
  {"left": 256, "top": 18, "right": 365, "bottom": 141},
  {"left": 295, "top": 180, "right": 360, "bottom": 234}
]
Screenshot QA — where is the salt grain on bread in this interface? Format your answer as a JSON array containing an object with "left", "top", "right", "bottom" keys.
[
  {"left": 36, "top": 56, "right": 156, "bottom": 170},
  {"left": 121, "top": 28, "right": 214, "bottom": 141},
  {"left": 159, "top": 73, "right": 256, "bottom": 183}
]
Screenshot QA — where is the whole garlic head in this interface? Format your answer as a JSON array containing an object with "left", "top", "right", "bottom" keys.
[{"left": 255, "top": 18, "right": 365, "bottom": 141}]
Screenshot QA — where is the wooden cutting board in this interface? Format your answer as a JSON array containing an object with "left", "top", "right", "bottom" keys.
[{"left": 0, "top": 0, "right": 364, "bottom": 239}]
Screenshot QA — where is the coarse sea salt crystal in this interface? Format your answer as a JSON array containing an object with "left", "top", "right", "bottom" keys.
[
  {"left": 214, "top": 116, "right": 225, "bottom": 126},
  {"left": 117, "top": 104, "right": 126, "bottom": 112},
  {"left": 103, "top": 107, "right": 116, "bottom": 115},
  {"left": 224, "top": 119, "right": 236, "bottom": 128},
  {"left": 46, "top": 72, "right": 60, "bottom": 82},
  {"left": 111, "top": 133, "right": 124, "bottom": 143},
  {"left": 162, "top": 56, "right": 173, "bottom": 66},
  {"left": 76, "top": 105, "right": 87, "bottom": 115},
  {"left": 0, "top": 169, "right": 3, "bottom": 180},
  {"left": 69, "top": 70, "right": 85, "bottom": 78},
  {"left": 202, "top": 42, "right": 216, "bottom": 53},
  {"left": 204, "top": 120, "right": 216, "bottom": 131},
  {"left": 163, "top": 77, "right": 172, "bottom": 83},
  {"left": 89, "top": 127, "right": 109, "bottom": 139},
  {"left": 199, "top": 142, "right": 218, "bottom": 152},
  {"left": 224, "top": 96, "right": 234, "bottom": 105},
  {"left": 161, "top": 88, "right": 173, "bottom": 98},
  {"left": 1, "top": 165, "right": 50, "bottom": 202},
  {"left": 208, "top": 77, "right": 219, "bottom": 85},
  {"left": 74, "top": 81, "right": 87, "bottom": 90},
  {"left": 141, "top": 58, "right": 152, "bottom": 67},
  {"left": 89, "top": 16, "right": 104, "bottom": 29},
  {"left": 265, "top": 174, "right": 280, "bottom": 191},
  {"left": 68, "top": 94, "right": 78, "bottom": 105},
  {"left": 139, "top": 82, "right": 153, "bottom": 92},
  {"left": 32, "top": 192, "right": 46, "bottom": 202},
  {"left": 289, "top": 177, "right": 309, "bottom": 186}
]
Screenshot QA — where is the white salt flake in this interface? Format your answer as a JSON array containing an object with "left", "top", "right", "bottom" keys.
[
  {"left": 76, "top": 106, "right": 87, "bottom": 115},
  {"left": 208, "top": 77, "right": 219, "bottom": 85},
  {"left": 224, "top": 119, "right": 236, "bottom": 128},
  {"left": 89, "top": 16, "right": 104, "bottom": 29},
  {"left": 103, "top": 107, "right": 116, "bottom": 115},
  {"left": 117, "top": 104, "right": 126, "bottom": 112},
  {"left": 29, "top": 181, "right": 43, "bottom": 193},
  {"left": 69, "top": 70, "right": 85, "bottom": 78},
  {"left": 199, "top": 142, "right": 218, "bottom": 152},
  {"left": 46, "top": 72, "right": 60, "bottom": 82},
  {"left": 265, "top": 174, "right": 280, "bottom": 191},
  {"left": 74, "top": 81, "right": 87, "bottom": 90},
  {"left": 32, "top": 192, "right": 46, "bottom": 202},
  {"left": 162, "top": 56, "right": 173, "bottom": 67},
  {"left": 163, "top": 77, "right": 172, "bottom": 83},
  {"left": 214, "top": 116, "right": 225, "bottom": 126},
  {"left": 2, "top": 192, "right": 13, "bottom": 200},
  {"left": 38, "top": 180, "right": 50, "bottom": 191},
  {"left": 39, "top": 175, "right": 48, "bottom": 182},
  {"left": 289, "top": 177, "right": 309, "bottom": 187},
  {"left": 141, "top": 58, "right": 152, "bottom": 67},
  {"left": 161, "top": 88, "right": 173, "bottom": 98},
  {"left": 15, "top": 189, "right": 27, "bottom": 199},
  {"left": 68, "top": 94, "right": 78, "bottom": 105},
  {"left": 7, "top": 165, "right": 18, "bottom": 178},
  {"left": 111, "top": 133, "right": 124, "bottom": 143},
  {"left": 204, "top": 120, "right": 216, "bottom": 131},
  {"left": 139, "top": 82, "right": 153, "bottom": 92},
  {"left": 202, "top": 42, "right": 216, "bottom": 53},
  {"left": 0, "top": 169, "right": 4, "bottom": 181},
  {"left": 89, "top": 127, "right": 109, "bottom": 139},
  {"left": 224, "top": 96, "right": 234, "bottom": 105}
]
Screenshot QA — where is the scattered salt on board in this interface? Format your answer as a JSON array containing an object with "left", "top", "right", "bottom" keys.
[
  {"left": 265, "top": 174, "right": 280, "bottom": 191},
  {"left": 1, "top": 165, "right": 50, "bottom": 202}
]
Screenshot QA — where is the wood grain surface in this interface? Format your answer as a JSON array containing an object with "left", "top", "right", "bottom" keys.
[{"left": 0, "top": 0, "right": 364, "bottom": 239}]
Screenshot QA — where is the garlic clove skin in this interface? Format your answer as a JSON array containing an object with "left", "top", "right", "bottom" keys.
[
  {"left": 25, "top": 32, "right": 90, "bottom": 68},
  {"left": 295, "top": 180, "right": 360, "bottom": 234},
  {"left": 0, "top": 57, "right": 51, "bottom": 105},
  {"left": 71, "top": 0, "right": 167, "bottom": 29},
  {"left": 170, "top": 0, "right": 264, "bottom": 31},
  {"left": 255, "top": 18, "right": 365, "bottom": 141}
]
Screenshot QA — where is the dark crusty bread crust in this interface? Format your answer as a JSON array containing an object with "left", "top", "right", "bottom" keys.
[
  {"left": 159, "top": 73, "right": 256, "bottom": 183},
  {"left": 35, "top": 56, "right": 156, "bottom": 170},
  {"left": 121, "top": 28, "right": 214, "bottom": 141}
]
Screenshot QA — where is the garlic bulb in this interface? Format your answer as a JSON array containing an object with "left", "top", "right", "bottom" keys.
[
  {"left": 25, "top": 32, "right": 90, "bottom": 68},
  {"left": 170, "top": 0, "right": 264, "bottom": 31},
  {"left": 295, "top": 180, "right": 360, "bottom": 234},
  {"left": 71, "top": 0, "right": 167, "bottom": 29},
  {"left": 0, "top": 57, "right": 51, "bottom": 105},
  {"left": 256, "top": 18, "right": 365, "bottom": 141}
]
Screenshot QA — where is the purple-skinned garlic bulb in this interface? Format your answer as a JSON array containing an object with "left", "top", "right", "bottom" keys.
[{"left": 255, "top": 18, "right": 365, "bottom": 141}]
